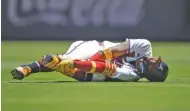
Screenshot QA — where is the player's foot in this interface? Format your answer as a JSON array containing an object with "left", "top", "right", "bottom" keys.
[
  {"left": 42, "top": 54, "right": 61, "bottom": 69},
  {"left": 42, "top": 54, "right": 75, "bottom": 75},
  {"left": 11, "top": 66, "right": 31, "bottom": 80}
]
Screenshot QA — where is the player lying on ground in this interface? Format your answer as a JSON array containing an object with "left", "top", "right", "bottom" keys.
[{"left": 11, "top": 39, "right": 169, "bottom": 82}]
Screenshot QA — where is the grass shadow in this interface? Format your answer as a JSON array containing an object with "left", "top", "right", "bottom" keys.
[
  {"left": 8, "top": 80, "right": 149, "bottom": 84},
  {"left": 8, "top": 80, "right": 79, "bottom": 84}
]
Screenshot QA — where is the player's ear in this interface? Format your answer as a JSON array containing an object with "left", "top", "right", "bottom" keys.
[{"left": 156, "top": 56, "right": 162, "bottom": 65}]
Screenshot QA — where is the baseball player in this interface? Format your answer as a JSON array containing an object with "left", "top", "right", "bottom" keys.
[{"left": 11, "top": 38, "right": 168, "bottom": 82}]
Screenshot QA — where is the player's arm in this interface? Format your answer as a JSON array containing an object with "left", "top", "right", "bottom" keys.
[{"left": 90, "top": 42, "right": 129, "bottom": 60}]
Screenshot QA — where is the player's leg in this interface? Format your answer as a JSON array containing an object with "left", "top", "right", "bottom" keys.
[
  {"left": 43, "top": 55, "right": 116, "bottom": 78},
  {"left": 11, "top": 59, "right": 53, "bottom": 80},
  {"left": 60, "top": 40, "right": 101, "bottom": 60},
  {"left": 10, "top": 40, "right": 93, "bottom": 80}
]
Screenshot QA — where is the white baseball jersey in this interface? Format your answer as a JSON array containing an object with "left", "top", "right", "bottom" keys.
[{"left": 60, "top": 39, "right": 152, "bottom": 81}]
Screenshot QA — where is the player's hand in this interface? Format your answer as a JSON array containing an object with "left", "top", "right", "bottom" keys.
[
  {"left": 145, "top": 56, "right": 162, "bottom": 71},
  {"left": 146, "top": 57, "right": 157, "bottom": 64}
]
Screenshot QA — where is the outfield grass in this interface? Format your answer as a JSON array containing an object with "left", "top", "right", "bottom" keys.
[{"left": 1, "top": 41, "right": 190, "bottom": 111}]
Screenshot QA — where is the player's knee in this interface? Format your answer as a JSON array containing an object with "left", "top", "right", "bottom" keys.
[
  {"left": 141, "top": 39, "right": 152, "bottom": 57},
  {"left": 71, "top": 41, "right": 84, "bottom": 47},
  {"left": 142, "top": 39, "right": 152, "bottom": 48}
]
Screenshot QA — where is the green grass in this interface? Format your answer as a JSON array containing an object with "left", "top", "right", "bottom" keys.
[{"left": 1, "top": 41, "right": 190, "bottom": 111}]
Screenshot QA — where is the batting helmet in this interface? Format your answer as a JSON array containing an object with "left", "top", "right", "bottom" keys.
[{"left": 137, "top": 57, "right": 169, "bottom": 82}]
